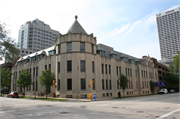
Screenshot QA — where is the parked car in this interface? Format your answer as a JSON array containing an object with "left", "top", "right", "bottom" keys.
[
  {"left": 7, "top": 92, "right": 19, "bottom": 98},
  {"left": 169, "top": 89, "right": 175, "bottom": 93},
  {"left": 158, "top": 89, "right": 168, "bottom": 94}
]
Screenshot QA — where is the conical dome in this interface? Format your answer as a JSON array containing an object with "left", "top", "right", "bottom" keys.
[{"left": 68, "top": 15, "right": 87, "bottom": 34}]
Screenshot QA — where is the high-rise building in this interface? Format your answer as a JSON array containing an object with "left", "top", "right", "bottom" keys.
[
  {"left": 18, "top": 19, "right": 59, "bottom": 57},
  {"left": 156, "top": 7, "right": 180, "bottom": 60}
]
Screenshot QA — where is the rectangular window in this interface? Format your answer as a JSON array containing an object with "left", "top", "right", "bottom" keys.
[
  {"left": 67, "top": 43, "right": 72, "bottom": 52},
  {"left": 92, "top": 62, "right": 94, "bottom": 72},
  {"left": 109, "top": 65, "right": 111, "bottom": 74},
  {"left": 33, "top": 81, "right": 34, "bottom": 91},
  {"left": 58, "top": 62, "right": 60, "bottom": 73},
  {"left": 119, "top": 67, "right": 121, "bottom": 75},
  {"left": 33, "top": 68, "right": 35, "bottom": 77},
  {"left": 105, "top": 64, "right": 107, "bottom": 74},
  {"left": 106, "top": 79, "right": 108, "bottom": 89},
  {"left": 91, "top": 44, "right": 94, "bottom": 54},
  {"left": 93, "top": 79, "right": 95, "bottom": 90},
  {"left": 81, "top": 78, "right": 86, "bottom": 90},
  {"left": 67, "top": 61, "right": 72, "bottom": 72},
  {"left": 45, "top": 65, "right": 47, "bottom": 70},
  {"left": 102, "top": 79, "right": 104, "bottom": 90},
  {"left": 36, "top": 81, "right": 38, "bottom": 91},
  {"left": 102, "top": 64, "right": 104, "bottom": 73},
  {"left": 49, "top": 64, "right": 51, "bottom": 70},
  {"left": 58, "top": 44, "right": 61, "bottom": 54},
  {"left": 116, "top": 66, "right": 118, "bottom": 75},
  {"left": 117, "top": 80, "right": 119, "bottom": 89},
  {"left": 58, "top": 79, "right": 60, "bottom": 90},
  {"left": 80, "top": 43, "right": 85, "bottom": 52},
  {"left": 36, "top": 67, "right": 38, "bottom": 76},
  {"left": 67, "top": 79, "right": 72, "bottom": 90},
  {"left": 126, "top": 68, "right": 127, "bottom": 76},
  {"left": 109, "top": 80, "right": 111, "bottom": 89},
  {"left": 81, "top": 60, "right": 85, "bottom": 71}
]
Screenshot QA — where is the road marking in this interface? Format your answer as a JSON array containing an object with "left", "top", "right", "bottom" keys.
[{"left": 156, "top": 108, "right": 180, "bottom": 119}]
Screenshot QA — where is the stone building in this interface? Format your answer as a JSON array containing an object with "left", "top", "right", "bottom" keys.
[{"left": 11, "top": 16, "right": 158, "bottom": 98}]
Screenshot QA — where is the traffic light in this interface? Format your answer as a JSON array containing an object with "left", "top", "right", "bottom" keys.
[
  {"left": 53, "top": 81, "right": 55, "bottom": 84},
  {"left": 91, "top": 79, "right": 94, "bottom": 85},
  {"left": 55, "top": 85, "right": 57, "bottom": 88}
]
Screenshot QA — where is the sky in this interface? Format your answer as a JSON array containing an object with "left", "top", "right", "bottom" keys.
[{"left": 0, "top": 0, "right": 179, "bottom": 64}]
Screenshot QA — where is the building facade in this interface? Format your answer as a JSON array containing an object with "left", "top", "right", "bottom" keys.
[
  {"left": 11, "top": 16, "right": 158, "bottom": 98},
  {"left": 18, "top": 19, "right": 59, "bottom": 57},
  {"left": 156, "top": 7, "right": 180, "bottom": 60}
]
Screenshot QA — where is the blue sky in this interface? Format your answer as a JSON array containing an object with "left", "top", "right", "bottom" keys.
[{"left": 0, "top": 0, "right": 179, "bottom": 64}]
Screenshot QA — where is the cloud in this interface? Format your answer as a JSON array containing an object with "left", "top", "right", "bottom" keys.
[
  {"left": 166, "top": 5, "right": 179, "bottom": 11},
  {"left": 111, "top": 23, "right": 130, "bottom": 36}
]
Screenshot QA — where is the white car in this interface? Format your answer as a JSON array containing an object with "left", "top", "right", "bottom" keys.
[{"left": 158, "top": 89, "right": 168, "bottom": 94}]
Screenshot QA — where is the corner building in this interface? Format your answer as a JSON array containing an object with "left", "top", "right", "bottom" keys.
[{"left": 11, "top": 16, "right": 158, "bottom": 98}]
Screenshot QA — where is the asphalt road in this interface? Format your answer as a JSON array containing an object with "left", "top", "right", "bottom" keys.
[{"left": 0, "top": 93, "right": 179, "bottom": 119}]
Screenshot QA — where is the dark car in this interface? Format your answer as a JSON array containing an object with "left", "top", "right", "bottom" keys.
[
  {"left": 7, "top": 92, "right": 19, "bottom": 98},
  {"left": 169, "top": 89, "right": 175, "bottom": 93}
]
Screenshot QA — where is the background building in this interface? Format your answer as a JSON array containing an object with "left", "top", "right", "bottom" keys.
[
  {"left": 18, "top": 19, "right": 59, "bottom": 57},
  {"left": 156, "top": 7, "right": 180, "bottom": 62}
]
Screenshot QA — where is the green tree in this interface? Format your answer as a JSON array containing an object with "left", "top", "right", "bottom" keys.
[
  {"left": 164, "top": 72, "right": 179, "bottom": 91},
  {"left": 172, "top": 51, "right": 179, "bottom": 72},
  {"left": 39, "top": 69, "right": 55, "bottom": 98},
  {"left": 149, "top": 80, "right": 155, "bottom": 94},
  {"left": 1, "top": 68, "right": 12, "bottom": 95},
  {"left": 0, "top": 22, "right": 19, "bottom": 61},
  {"left": 16, "top": 69, "right": 32, "bottom": 97},
  {"left": 119, "top": 74, "right": 129, "bottom": 96}
]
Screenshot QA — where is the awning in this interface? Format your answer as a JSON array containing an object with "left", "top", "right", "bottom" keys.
[{"left": 154, "top": 82, "right": 166, "bottom": 87}]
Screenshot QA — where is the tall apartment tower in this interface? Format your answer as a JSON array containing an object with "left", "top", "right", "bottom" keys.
[
  {"left": 18, "top": 19, "right": 59, "bottom": 57},
  {"left": 156, "top": 7, "right": 180, "bottom": 60}
]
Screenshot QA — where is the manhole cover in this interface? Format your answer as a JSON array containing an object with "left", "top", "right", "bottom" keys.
[
  {"left": 136, "top": 111, "right": 144, "bottom": 113},
  {"left": 60, "top": 112, "right": 69, "bottom": 114},
  {"left": 112, "top": 107, "right": 119, "bottom": 108}
]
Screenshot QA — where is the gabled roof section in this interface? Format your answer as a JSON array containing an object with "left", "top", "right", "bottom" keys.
[{"left": 68, "top": 15, "right": 87, "bottom": 34}]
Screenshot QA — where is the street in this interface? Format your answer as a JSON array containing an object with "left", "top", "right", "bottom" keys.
[{"left": 0, "top": 93, "right": 179, "bottom": 119}]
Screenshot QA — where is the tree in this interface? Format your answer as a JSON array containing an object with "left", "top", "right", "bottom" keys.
[
  {"left": 16, "top": 69, "right": 32, "bottom": 97},
  {"left": 172, "top": 51, "right": 179, "bottom": 72},
  {"left": 149, "top": 80, "right": 155, "bottom": 94},
  {"left": 164, "top": 72, "right": 179, "bottom": 91},
  {"left": 39, "top": 69, "right": 55, "bottom": 98},
  {"left": 0, "top": 22, "right": 19, "bottom": 61},
  {"left": 119, "top": 74, "right": 129, "bottom": 96},
  {"left": 1, "top": 68, "right": 12, "bottom": 95}
]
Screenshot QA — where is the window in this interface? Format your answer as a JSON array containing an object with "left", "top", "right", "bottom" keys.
[
  {"left": 102, "top": 64, "right": 104, "bottom": 73},
  {"left": 58, "top": 62, "right": 60, "bottom": 73},
  {"left": 81, "top": 78, "right": 86, "bottom": 90},
  {"left": 116, "top": 66, "right": 118, "bottom": 75},
  {"left": 67, "top": 79, "right": 72, "bottom": 90},
  {"left": 126, "top": 68, "right": 127, "bottom": 76},
  {"left": 81, "top": 60, "right": 85, "bottom": 71},
  {"left": 109, "top": 80, "right": 111, "bottom": 89},
  {"left": 91, "top": 44, "right": 94, "bottom": 54},
  {"left": 45, "top": 65, "right": 47, "bottom": 70},
  {"left": 93, "top": 79, "right": 95, "bottom": 90},
  {"left": 33, "top": 68, "right": 35, "bottom": 77},
  {"left": 105, "top": 64, "right": 107, "bottom": 74},
  {"left": 67, "top": 61, "right": 72, "bottom": 72},
  {"left": 117, "top": 80, "right": 119, "bottom": 89},
  {"left": 106, "top": 80, "right": 108, "bottom": 89},
  {"left": 80, "top": 43, "right": 85, "bottom": 52},
  {"left": 119, "top": 67, "right": 121, "bottom": 75},
  {"left": 36, "top": 81, "right": 38, "bottom": 91},
  {"left": 49, "top": 64, "right": 51, "bottom": 70},
  {"left": 58, "top": 79, "right": 60, "bottom": 90},
  {"left": 67, "top": 43, "right": 72, "bottom": 52},
  {"left": 58, "top": 44, "right": 61, "bottom": 54},
  {"left": 102, "top": 79, "right": 104, "bottom": 90},
  {"left": 92, "top": 62, "right": 94, "bottom": 72},
  {"left": 109, "top": 65, "right": 111, "bottom": 74},
  {"left": 36, "top": 67, "right": 38, "bottom": 76}
]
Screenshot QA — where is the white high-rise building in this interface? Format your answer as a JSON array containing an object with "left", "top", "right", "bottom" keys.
[
  {"left": 18, "top": 19, "right": 59, "bottom": 57},
  {"left": 156, "top": 7, "right": 180, "bottom": 60}
]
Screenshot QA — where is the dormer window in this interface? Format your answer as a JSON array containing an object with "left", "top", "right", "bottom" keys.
[
  {"left": 97, "top": 50, "right": 105, "bottom": 57},
  {"left": 49, "top": 50, "right": 55, "bottom": 55},
  {"left": 110, "top": 54, "right": 117, "bottom": 59}
]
